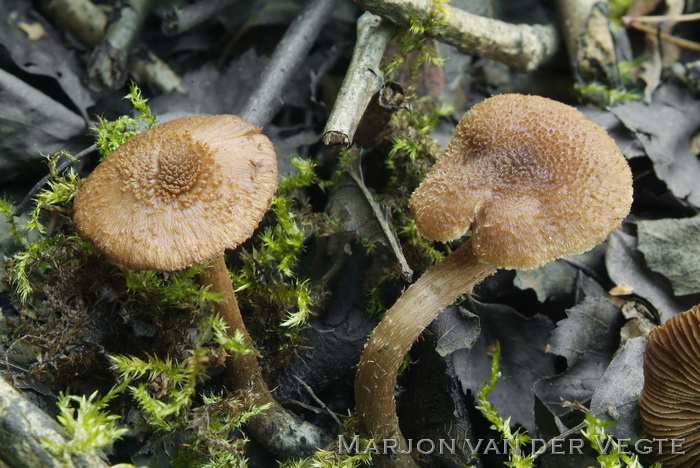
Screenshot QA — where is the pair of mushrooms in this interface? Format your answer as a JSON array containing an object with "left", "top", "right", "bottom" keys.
[{"left": 73, "top": 94, "right": 633, "bottom": 464}]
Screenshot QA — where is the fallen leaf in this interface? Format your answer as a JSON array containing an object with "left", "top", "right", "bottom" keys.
[
  {"left": 637, "top": 215, "right": 700, "bottom": 296},
  {"left": 0, "top": 0, "right": 94, "bottom": 121},
  {"left": 605, "top": 230, "right": 686, "bottom": 322},
  {"left": 431, "top": 306, "right": 480, "bottom": 357},
  {"left": 533, "top": 292, "right": 622, "bottom": 427},
  {"left": 611, "top": 83, "right": 700, "bottom": 207},
  {"left": 590, "top": 335, "right": 646, "bottom": 441},
  {"left": 514, "top": 243, "right": 606, "bottom": 303},
  {"left": 452, "top": 298, "right": 556, "bottom": 434}
]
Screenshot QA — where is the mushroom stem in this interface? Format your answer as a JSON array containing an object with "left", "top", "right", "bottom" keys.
[
  {"left": 200, "top": 256, "right": 261, "bottom": 386},
  {"left": 200, "top": 256, "right": 325, "bottom": 457},
  {"left": 355, "top": 239, "right": 496, "bottom": 462}
]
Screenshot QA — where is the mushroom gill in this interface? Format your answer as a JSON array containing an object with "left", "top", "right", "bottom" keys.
[{"left": 640, "top": 304, "right": 700, "bottom": 467}]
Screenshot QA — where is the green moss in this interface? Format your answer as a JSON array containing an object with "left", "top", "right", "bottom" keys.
[
  {"left": 94, "top": 82, "right": 157, "bottom": 158},
  {"left": 382, "top": 0, "right": 449, "bottom": 79},
  {"left": 231, "top": 157, "right": 322, "bottom": 340}
]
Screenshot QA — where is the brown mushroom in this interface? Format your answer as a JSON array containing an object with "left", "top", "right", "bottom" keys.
[
  {"left": 355, "top": 94, "right": 633, "bottom": 465},
  {"left": 639, "top": 304, "right": 700, "bottom": 467},
  {"left": 73, "top": 115, "right": 323, "bottom": 456}
]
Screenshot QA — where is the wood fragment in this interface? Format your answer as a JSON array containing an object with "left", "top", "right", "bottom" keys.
[
  {"left": 556, "top": 0, "right": 619, "bottom": 84},
  {"left": 37, "top": 0, "right": 107, "bottom": 46},
  {"left": 322, "top": 12, "right": 394, "bottom": 147},
  {"left": 240, "top": 0, "right": 337, "bottom": 127},
  {"left": 352, "top": 0, "right": 558, "bottom": 72},
  {"left": 127, "top": 47, "right": 184, "bottom": 93},
  {"left": 87, "top": 0, "right": 155, "bottom": 91},
  {"left": 162, "top": 0, "right": 240, "bottom": 35},
  {"left": 0, "top": 376, "right": 110, "bottom": 468}
]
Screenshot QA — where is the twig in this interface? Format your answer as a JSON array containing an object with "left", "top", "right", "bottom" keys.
[
  {"left": 622, "top": 12, "right": 700, "bottom": 25},
  {"left": 625, "top": 21, "right": 700, "bottom": 52},
  {"left": 87, "top": 0, "right": 155, "bottom": 91},
  {"left": 555, "top": 0, "right": 618, "bottom": 84},
  {"left": 36, "top": 0, "right": 108, "bottom": 46},
  {"left": 162, "top": 0, "right": 240, "bottom": 35},
  {"left": 40, "top": 0, "right": 181, "bottom": 92},
  {"left": 16, "top": 145, "right": 97, "bottom": 216},
  {"left": 322, "top": 12, "right": 394, "bottom": 147},
  {"left": 346, "top": 153, "right": 413, "bottom": 282},
  {"left": 240, "top": 0, "right": 337, "bottom": 127},
  {"left": 532, "top": 421, "right": 587, "bottom": 458},
  {"left": 0, "top": 376, "right": 110, "bottom": 468},
  {"left": 352, "top": 0, "right": 558, "bottom": 72},
  {"left": 352, "top": 80, "right": 405, "bottom": 148},
  {"left": 291, "top": 375, "right": 343, "bottom": 427},
  {"left": 127, "top": 47, "right": 184, "bottom": 93}
]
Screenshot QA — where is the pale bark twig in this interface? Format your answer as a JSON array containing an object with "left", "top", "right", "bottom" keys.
[
  {"left": 626, "top": 21, "right": 700, "bottom": 52},
  {"left": 322, "top": 12, "right": 394, "bottom": 147},
  {"left": 240, "top": 0, "right": 338, "bottom": 127},
  {"left": 622, "top": 12, "right": 700, "bottom": 25},
  {"left": 352, "top": 0, "right": 558, "bottom": 72},
  {"left": 556, "top": 0, "right": 619, "bottom": 84},
  {"left": 162, "top": 0, "right": 239, "bottom": 35},
  {"left": 87, "top": 0, "right": 154, "bottom": 91},
  {"left": 36, "top": 0, "right": 107, "bottom": 46},
  {"left": 41, "top": 0, "right": 182, "bottom": 92},
  {"left": 127, "top": 47, "right": 184, "bottom": 93},
  {"left": 0, "top": 376, "right": 110, "bottom": 468}
]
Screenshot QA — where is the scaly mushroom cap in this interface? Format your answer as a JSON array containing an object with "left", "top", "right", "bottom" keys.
[
  {"left": 409, "top": 94, "right": 633, "bottom": 269},
  {"left": 639, "top": 305, "right": 700, "bottom": 467},
  {"left": 73, "top": 115, "right": 278, "bottom": 271}
]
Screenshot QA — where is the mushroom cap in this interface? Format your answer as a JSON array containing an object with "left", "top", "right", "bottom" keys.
[
  {"left": 639, "top": 305, "right": 700, "bottom": 467},
  {"left": 408, "top": 94, "right": 633, "bottom": 269},
  {"left": 73, "top": 115, "right": 278, "bottom": 271}
]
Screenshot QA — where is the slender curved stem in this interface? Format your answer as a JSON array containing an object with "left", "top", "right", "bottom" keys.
[
  {"left": 200, "top": 256, "right": 325, "bottom": 458},
  {"left": 355, "top": 240, "right": 496, "bottom": 466}
]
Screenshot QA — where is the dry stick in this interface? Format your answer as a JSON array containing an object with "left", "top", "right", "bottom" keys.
[
  {"left": 556, "top": 0, "right": 619, "bottom": 84},
  {"left": 240, "top": 0, "right": 337, "bottom": 127},
  {"left": 352, "top": 0, "right": 558, "bottom": 72},
  {"left": 36, "top": 0, "right": 107, "bottom": 46},
  {"left": 622, "top": 12, "right": 700, "bottom": 24},
  {"left": 87, "top": 0, "right": 154, "bottom": 91},
  {"left": 322, "top": 12, "right": 394, "bottom": 147},
  {"left": 41, "top": 0, "right": 182, "bottom": 96},
  {"left": 199, "top": 257, "right": 325, "bottom": 458},
  {"left": 162, "top": 0, "right": 240, "bottom": 35},
  {"left": 127, "top": 47, "right": 184, "bottom": 93},
  {"left": 355, "top": 239, "right": 496, "bottom": 467},
  {"left": 0, "top": 376, "right": 110, "bottom": 468},
  {"left": 626, "top": 21, "right": 700, "bottom": 52}
]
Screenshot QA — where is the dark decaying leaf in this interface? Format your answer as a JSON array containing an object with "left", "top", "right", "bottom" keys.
[
  {"left": 452, "top": 299, "right": 556, "bottom": 434},
  {"left": 0, "top": 0, "right": 94, "bottom": 119},
  {"left": 514, "top": 243, "right": 606, "bottom": 303},
  {"left": 606, "top": 230, "right": 688, "bottom": 322},
  {"left": 0, "top": 69, "right": 86, "bottom": 183},
  {"left": 400, "top": 310, "right": 478, "bottom": 467},
  {"left": 590, "top": 335, "right": 646, "bottom": 441},
  {"left": 611, "top": 82, "right": 700, "bottom": 207},
  {"left": 432, "top": 306, "right": 480, "bottom": 357},
  {"left": 580, "top": 106, "right": 647, "bottom": 160},
  {"left": 533, "top": 288, "right": 622, "bottom": 427},
  {"left": 637, "top": 215, "right": 700, "bottom": 297},
  {"left": 150, "top": 49, "right": 267, "bottom": 117},
  {"left": 274, "top": 251, "right": 375, "bottom": 404}
]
